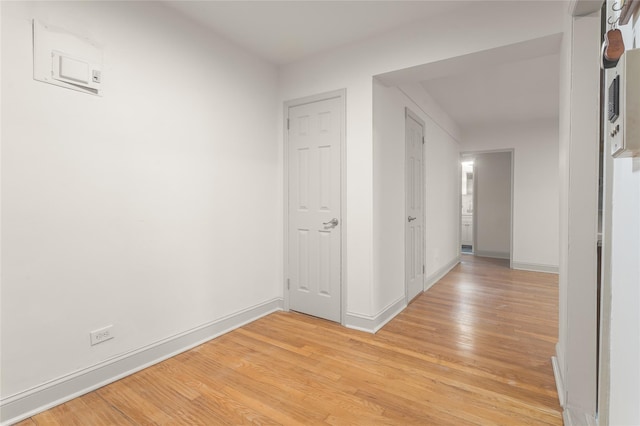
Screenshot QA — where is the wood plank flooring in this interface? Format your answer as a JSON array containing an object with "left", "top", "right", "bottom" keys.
[{"left": 16, "top": 255, "right": 561, "bottom": 425}]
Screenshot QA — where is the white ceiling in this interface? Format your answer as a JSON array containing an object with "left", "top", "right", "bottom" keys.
[
  {"left": 165, "top": 1, "right": 468, "bottom": 65},
  {"left": 166, "top": 1, "right": 561, "bottom": 130},
  {"left": 420, "top": 53, "right": 560, "bottom": 129},
  {"left": 374, "top": 33, "right": 561, "bottom": 129}
]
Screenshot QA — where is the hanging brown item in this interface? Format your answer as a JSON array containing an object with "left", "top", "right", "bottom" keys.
[{"left": 602, "top": 24, "right": 625, "bottom": 69}]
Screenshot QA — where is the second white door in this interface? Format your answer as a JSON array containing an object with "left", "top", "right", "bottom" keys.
[{"left": 406, "top": 109, "right": 425, "bottom": 303}]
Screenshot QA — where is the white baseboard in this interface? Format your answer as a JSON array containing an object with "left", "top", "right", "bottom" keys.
[
  {"left": 551, "top": 355, "right": 565, "bottom": 407},
  {"left": 425, "top": 256, "right": 460, "bottom": 290},
  {"left": 0, "top": 298, "right": 283, "bottom": 426},
  {"left": 563, "top": 406, "right": 597, "bottom": 426},
  {"left": 513, "top": 262, "right": 559, "bottom": 274},
  {"left": 345, "top": 296, "right": 406, "bottom": 334},
  {"left": 474, "top": 250, "right": 510, "bottom": 260},
  {"left": 563, "top": 409, "right": 573, "bottom": 426},
  {"left": 585, "top": 412, "right": 598, "bottom": 426},
  {"left": 344, "top": 256, "right": 461, "bottom": 334},
  {"left": 553, "top": 352, "right": 596, "bottom": 426}
]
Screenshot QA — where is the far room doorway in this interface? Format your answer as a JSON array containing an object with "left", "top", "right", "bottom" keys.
[
  {"left": 460, "top": 159, "right": 474, "bottom": 254},
  {"left": 460, "top": 150, "right": 513, "bottom": 267}
]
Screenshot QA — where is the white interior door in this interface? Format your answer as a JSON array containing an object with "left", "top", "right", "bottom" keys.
[
  {"left": 406, "top": 110, "right": 425, "bottom": 303},
  {"left": 287, "top": 94, "right": 343, "bottom": 322}
]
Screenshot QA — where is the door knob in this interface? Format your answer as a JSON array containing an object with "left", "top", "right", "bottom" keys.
[
  {"left": 323, "top": 218, "right": 339, "bottom": 227},
  {"left": 408, "top": 216, "right": 417, "bottom": 222}
]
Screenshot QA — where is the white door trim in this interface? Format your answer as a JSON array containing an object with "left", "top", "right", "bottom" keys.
[
  {"left": 283, "top": 89, "right": 347, "bottom": 325},
  {"left": 405, "top": 107, "right": 426, "bottom": 304}
]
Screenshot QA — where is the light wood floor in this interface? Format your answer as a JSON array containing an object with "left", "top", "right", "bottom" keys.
[{"left": 17, "top": 255, "right": 562, "bottom": 425}]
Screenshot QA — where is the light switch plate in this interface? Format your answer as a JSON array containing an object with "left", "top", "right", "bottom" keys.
[
  {"left": 54, "top": 53, "right": 90, "bottom": 84},
  {"left": 33, "top": 20, "right": 103, "bottom": 96}
]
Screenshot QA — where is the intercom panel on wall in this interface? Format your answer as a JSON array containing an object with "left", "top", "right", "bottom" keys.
[
  {"left": 33, "top": 20, "right": 103, "bottom": 96},
  {"left": 607, "top": 48, "right": 640, "bottom": 157}
]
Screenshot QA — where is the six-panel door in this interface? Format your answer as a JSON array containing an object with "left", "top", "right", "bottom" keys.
[
  {"left": 406, "top": 112, "right": 425, "bottom": 303},
  {"left": 288, "top": 96, "right": 342, "bottom": 322}
]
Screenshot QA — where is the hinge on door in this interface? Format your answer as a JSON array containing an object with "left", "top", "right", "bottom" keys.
[
  {"left": 423, "top": 265, "right": 425, "bottom": 274},
  {"left": 287, "top": 118, "right": 290, "bottom": 130},
  {"left": 287, "top": 278, "right": 290, "bottom": 290},
  {"left": 422, "top": 136, "right": 425, "bottom": 144}
]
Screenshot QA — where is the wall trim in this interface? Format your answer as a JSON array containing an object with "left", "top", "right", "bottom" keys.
[
  {"left": 563, "top": 409, "right": 573, "bottom": 426},
  {"left": 552, "top": 355, "right": 566, "bottom": 408},
  {"left": 474, "top": 250, "right": 510, "bottom": 260},
  {"left": 563, "top": 406, "right": 598, "bottom": 426},
  {"left": 345, "top": 296, "right": 406, "bottom": 334},
  {"left": 426, "top": 256, "right": 460, "bottom": 290},
  {"left": 0, "top": 298, "right": 284, "bottom": 426},
  {"left": 553, "top": 351, "right": 597, "bottom": 426},
  {"left": 345, "top": 255, "right": 460, "bottom": 334},
  {"left": 512, "top": 262, "right": 559, "bottom": 274}
]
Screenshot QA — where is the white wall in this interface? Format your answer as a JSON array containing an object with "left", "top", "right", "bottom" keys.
[
  {"left": 1, "top": 0, "right": 279, "bottom": 414},
  {"left": 556, "top": 10, "right": 601, "bottom": 423},
  {"left": 278, "top": 0, "right": 565, "bottom": 323},
  {"left": 474, "top": 152, "right": 512, "bottom": 259},
  {"left": 461, "top": 120, "right": 560, "bottom": 270},
  {"left": 372, "top": 81, "right": 406, "bottom": 313},
  {"left": 608, "top": 156, "right": 640, "bottom": 426},
  {"left": 606, "top": 9, "right": 640, "bottom": 425},
  {"left": 556, "top": 5, "right": 572, "bottom": 412},
  {"left": 0, "top": 0, "right": 578, "bottom": 420},
  {"left": 372, "top": 80, "right": 460, "bottom": 317}
]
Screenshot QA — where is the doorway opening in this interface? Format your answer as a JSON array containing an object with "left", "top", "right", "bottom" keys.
[
  {"left": 460, "top": 150, "right": 513, "bottom": 267},
  {"left": 461, "top": 159, "right": 474, "bottom": 254}
]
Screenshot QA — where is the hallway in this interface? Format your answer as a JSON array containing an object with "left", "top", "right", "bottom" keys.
[{"left": 17, "top": 255, "right": 561, "bottom": 425}]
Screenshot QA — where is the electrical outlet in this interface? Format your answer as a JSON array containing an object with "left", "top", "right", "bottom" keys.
[{"left": 90, "top": 325, "right": 114, "bottom": 346}]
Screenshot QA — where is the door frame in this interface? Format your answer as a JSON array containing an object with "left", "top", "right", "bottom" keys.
[
  {"left": 460, "top": 149, "right": 514, "bottom": 268},
  {"left": 283, "top": 89, "right": 347, "bottom": 324},
  {"left": 405, "top": 107, "right": 426, "bottom": 304}
]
